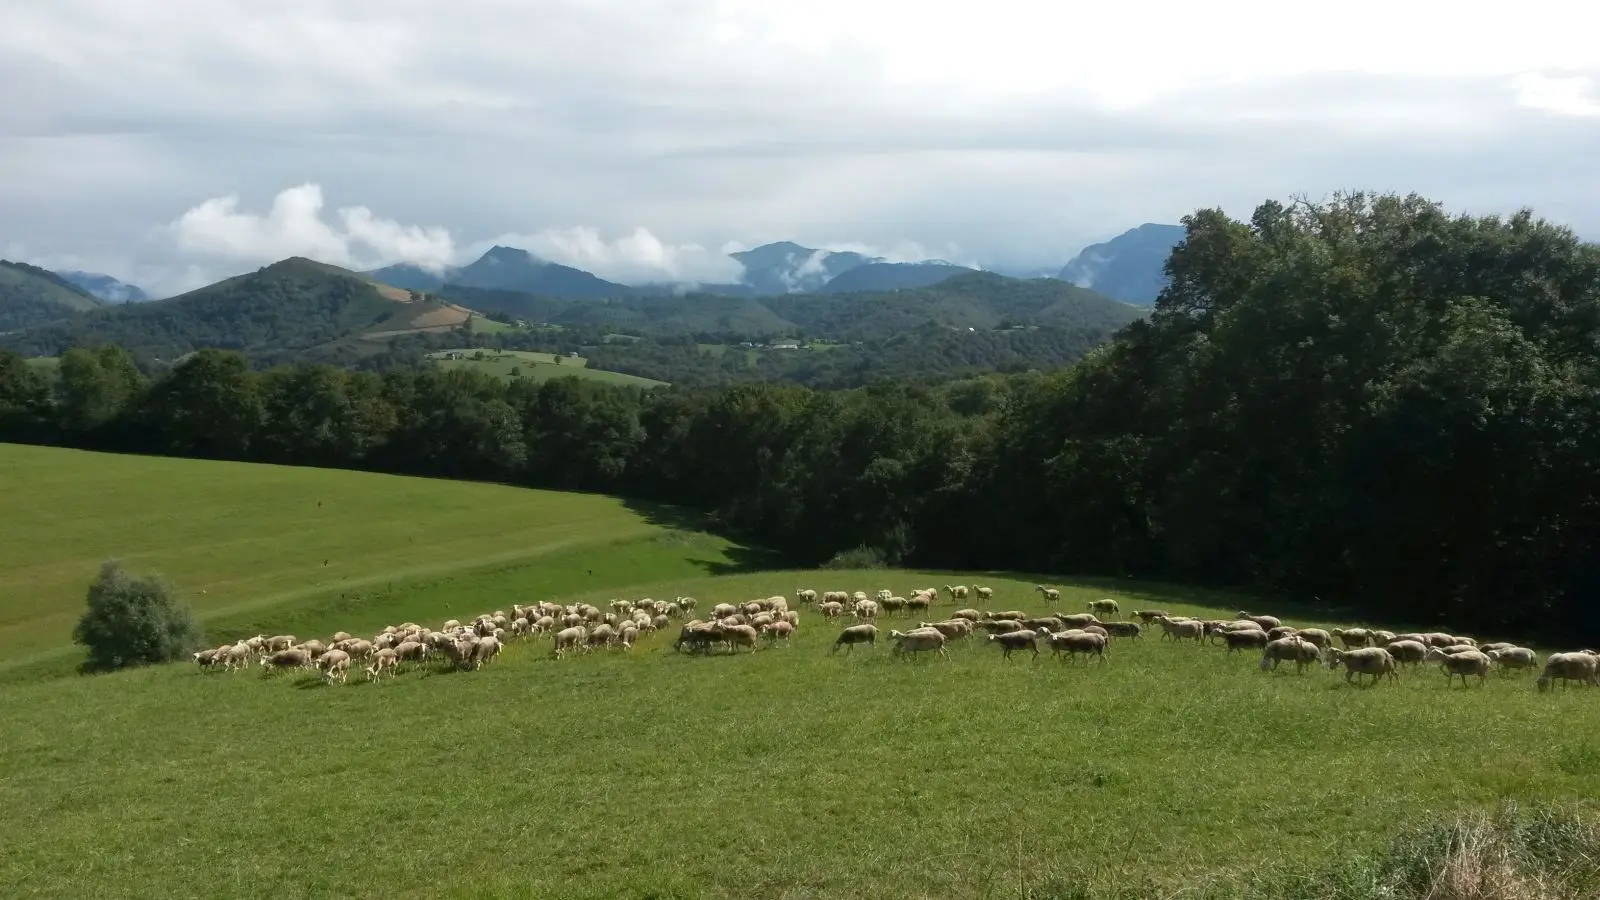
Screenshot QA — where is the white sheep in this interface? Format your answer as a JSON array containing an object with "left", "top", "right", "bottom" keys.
[
  {"left": 1425, "top": 648, "right": 1491, "bottom": 687},
  {"left": 1486, "top": 647, "right": 1538, "bottom": 674},
  {"left": 1535, "top": 652, "right": 1599, "bottom": 691},
  {"left": 1034, "top": 585, "right": 1061, "bottom": 603},
  {"left": 1087, "top": 598, "right": 1120, "bottom": 618},
  {"left": 1326, "top": 647, "right": 1398, "bottom": 685},
  {"left": 1259, "top": 636, "right": 1321, "bottom": 673},
  {"left": 889, "top": 629, "right": 949, "bottom": 660}
]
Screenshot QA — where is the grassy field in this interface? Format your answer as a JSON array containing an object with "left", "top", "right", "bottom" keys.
[
  {"left": 428, "top": 348, "right": 668, "bottom": 388},
  {"left": 0, "top": 443, "right": 728, "bottom": 681},
  {"left": 3, "top": 446, "right": 1599, "bottom": 898}
]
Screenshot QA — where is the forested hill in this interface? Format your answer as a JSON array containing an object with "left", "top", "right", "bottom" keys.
[
  {"left": 0, "top": 260, "right": 104, "bottom": 332},
  {"left": 5, "top": 192, "right": 1600, "bottom": 641},
  {"left": 442, "top": 271, "right": 1144, "bottom": 340},
  {"left": 0, "top": 258, "right": 452, "bottom": 366}
]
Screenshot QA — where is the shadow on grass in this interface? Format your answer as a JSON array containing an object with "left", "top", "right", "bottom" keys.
[{"left": 620, "top": 497, "right": 791, "bottom": 576}]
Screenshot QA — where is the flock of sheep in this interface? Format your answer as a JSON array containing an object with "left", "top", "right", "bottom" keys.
[{"left": 191, "top": 581, "right": 1600, "bottom": 691}]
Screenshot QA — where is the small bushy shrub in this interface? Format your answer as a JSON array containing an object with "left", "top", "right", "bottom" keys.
[
  {"left": 71, "top": 559, "right": 203, "bottom": 673},
  {"left": 821, "top": 545, "right": 889, "bottom": 570}
]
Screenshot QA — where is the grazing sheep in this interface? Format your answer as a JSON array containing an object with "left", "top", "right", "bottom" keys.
[
  {"left": 945, "top": 585, "right": 969, "bottom": 601},
  {"left": 980, "top": 618, "right": 1025, "bottom": 635},
  {"left": 1235, "top": 612, "right": 1283, "bottom": 631},
  {"left": 553, "top": 627, "right": 588, "bottom": 658},
  {"left": 988, "top": 629, "right": 1039, "bottom": 660},
  {"left": 823, "top": 591, "right": 851, "bottom": 605},
  {"left": 1326, "top": 647, "right": 1398, "bottom": 685},
  {"left": 1330, "top": 628, "right": 1373, "bottom": 649},
  {"left": 1215, "top": 628, "right": 1270, "bottom": 652},
  {"left": 1087, "top": 598, "right": 1120, "bottom": 618},
  {"left": 853, "top": 600, "right": 880, "bottom": 620},
  {"left": 1034, "top": 586, "right": 1061, "bottom": 603},
  {"left": 722, "top": 624, "right": 760, "bottom": 653},
  {"left": 394, "top": 640, "right": 428, "bottom": 665},
  {"left": 1054, "top": 613, "right": 1101, "bottom": 630},
  {"left": 1156, "top": 616, "right": 1205, "bottom": 643},
  {"left": 365, "top": 648, "right": 398, "bottom": 680},
  {"left": 1296, "top": 628, "right": 1333, "bottom": 649},
  {"left": 974, "top": 586, "right": 994, "bottom": 601},
  {"left": 1536, "top": 652, "right": 1600, "bottom": 692},
  {"left": 832, "top": 624, "right": 879, "bottom": 654},
  {"left": 1102, "top": 621, "right": 1142, "bottom": 639},
  {"left": 795, "top": 589, "right": 818, "bottom": 605},
  {"left": 469, "top": 636, "right": 502, "bottom": 668},
  {"left": 1425, "top": 648, "right": 1491, "bottom": 687},
  {"left": 918, "top": 620, "right": 974, "bottom": 640},
  {"left": 673, "top": 623, "right": 720, "bottom": 655},
  {"left": 1385, "top": 640, "right": 1430, "bottom": 667},
  {"left": 261, "top": 648, "right": 313, "bottom": 674},
  {"left": 881, "top": 596, "right": 908, "bottom": 616},
  {"left": 890, "top": 629, "right": 949, "bottom": 660},
  {"left": 1046, "top": 629, "right": 1107, "bottom": 663},
  {"left": 1486, "top": 647, "right": 1538, "bottom": 673},
  {"left": 761, "top": 621, "right": 796, "bottom": 642},
  {"left": 905, "top": 594, "right": 933, "bottom": 615},
  {"left": 317, "top": 649, "right": 352, "bottom": 685},
  {"left": 819, "top": 601, "right": 844, "bottom": 618},
  {"left": 1260, "top": 636, "right": 1321, "bottom": 673}
]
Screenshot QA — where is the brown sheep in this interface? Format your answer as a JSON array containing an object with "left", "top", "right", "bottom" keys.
[{"left": 988, "top": 629, "right": 1039, "bottom": 660}]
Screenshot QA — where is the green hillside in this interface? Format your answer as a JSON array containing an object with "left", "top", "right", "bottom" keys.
[
  {"left": 443, "top": 270, "right": 1145, "bottom": 340},
  {"left": 0, "top": 258, "right": 463, "bottom": 366},
  {"left": 0, "top": 443, "right": 737, "bottom": 679},
  {"left": 1, "top": 445, "right": 1598, "bottom": 898},
  {"left": 0, "top": 260, "right": 104, "bottom": 331}
]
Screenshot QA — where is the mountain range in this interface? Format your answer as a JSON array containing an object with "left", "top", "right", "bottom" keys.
[
  {"left": 361, "top": 224, "right": 1185, "bottom": 305},
  {"left": 0, "top": 223, "right": 1184, "bottom": 342},
  {"left": 0, "top": 252, "right": 1146, "bottom": 367}
]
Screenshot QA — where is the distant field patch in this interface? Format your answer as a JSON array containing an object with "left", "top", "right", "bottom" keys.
[{"left": 427, "top": 349, "right": 667, "bottom": 388}]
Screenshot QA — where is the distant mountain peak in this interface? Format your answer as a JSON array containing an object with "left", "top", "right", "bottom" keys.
[
  {"left": 1058, "top": 223, "right": 1185, "bottom": 305},
  {"left": 57, "top": 270, "right": 152, "bottom": 304},
  {"left": 479, "top": 245, "right": 539, "bottom": 265}
]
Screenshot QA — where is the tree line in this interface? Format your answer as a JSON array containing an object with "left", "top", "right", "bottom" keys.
[{"left": 4, "top": 192, "right": 1598, "bottom": 641}]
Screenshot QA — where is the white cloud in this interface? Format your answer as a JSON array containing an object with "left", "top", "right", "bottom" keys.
[
  {"left": 1511, "top": 72, "right": 1600, "bottom": 118},
  {"left": 2, "top": 1, "right": 1598, "bottom": 286},
  {"left": 476, "top": 227, "right": 746, "bottom": 285},
  {"left": 168, "top": 183, "right": 455, "bottom": 272}
]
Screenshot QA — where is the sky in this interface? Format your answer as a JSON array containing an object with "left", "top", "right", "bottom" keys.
[{"left": 3, "top": 0, "right": 1599, "bottom": 297}]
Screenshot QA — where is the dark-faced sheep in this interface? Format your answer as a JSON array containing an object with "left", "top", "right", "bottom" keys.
[
  {"left": 1215, "top": 628, "right": 1270, "bottom": 652},
  {"left": 261, "top": 648, "right": 312, "bottom": 674},
  {"left": 1046, "top": 630, "right": 1107, "bottom": 663},
  {"left": 988, "top": 629, "right": 1039, "bottom": 660},
  {"left": 832, "top": 624, "right": 878, "bottom": 654}
]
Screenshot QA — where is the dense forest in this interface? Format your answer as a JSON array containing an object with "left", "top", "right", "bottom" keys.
[{"left": 4, "top": 193, "right": 1598, "bottom": 640}]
